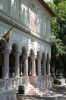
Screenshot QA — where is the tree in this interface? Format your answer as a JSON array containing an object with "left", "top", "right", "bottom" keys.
[
  {"left": 53, "top": 0, "right": 66, "bottom": 5},
  {"left": 47, "top": 1, "right": 66, "bottom": 76}
]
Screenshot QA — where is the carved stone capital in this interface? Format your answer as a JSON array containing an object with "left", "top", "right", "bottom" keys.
[
  {"left": 14, "top": 51, "right": 21, "bottom": 56},
  {"left": 3, "top": 49, "right": 11, "bottom": 54}
]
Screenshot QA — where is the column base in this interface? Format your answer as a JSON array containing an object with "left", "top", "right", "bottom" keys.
[
  {"left": 15, "top": 76, "right": 20, "bottom": 78},
  {"left": 3, "top": 76, "right": 9, "bottom": 79},
  {"left": 29, "top": 76, "right": 36, "bottom": 84}
]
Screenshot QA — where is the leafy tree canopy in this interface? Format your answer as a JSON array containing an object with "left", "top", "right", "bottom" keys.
[{"left": 47, "top": 0, "right": 66, "bottom": 71}]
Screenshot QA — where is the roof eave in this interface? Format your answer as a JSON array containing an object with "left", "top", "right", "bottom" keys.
[{"left": 38, "top": 0, "right": 56, "bottom": 17}]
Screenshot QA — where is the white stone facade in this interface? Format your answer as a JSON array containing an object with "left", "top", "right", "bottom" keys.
[{"left": 0, "top": 0, "right": 55, "bottom": 100}]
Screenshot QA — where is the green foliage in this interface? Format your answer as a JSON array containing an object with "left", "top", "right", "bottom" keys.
[
  {"left": 18, "top": 85, "right": 25, "bottom": 94},
  {"left": 56, "top": 2, "right": 66, "bottom": 21},
  {"left": 52, "top": 39, "right": 65, "bottom": 55},
  {"left": 47, "top": 1, "right": 66, "bottom": 71},
  {"left": 51, "top": 39, "right": 65, "bottom": 64},
  {"left": 57, "top": 76, "right": 63, "bottom": 79},
  {"left": 53, "top": 0, "right": 66, "bottom": 5},
  {"left": 52, "top": 76, "right": 59, "bottom": 84}
]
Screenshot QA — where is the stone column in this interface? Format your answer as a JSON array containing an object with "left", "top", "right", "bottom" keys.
[
  {"left": 31, "top": 55, "right": 36, "bottom": 76},
  {"left": 47, "top": 58, "right": 51, "bottom": 75},
  {"left": 43, "top": 58, "right": 47, "bottom": 75},
  {"left": 37, "top": 57, "right": 41, "bottom": 76},
  {"left": 24, "top": 53, "right": 28, "bottom": 76},
  {"left": 3, "top": 49, "right": 11, "bottom": 78},
  {"left": 14, "top": 51, "right": 21, "bottom": 77},
  {"left": 20, "top": 56, "right": 22, "bottom": 77}
]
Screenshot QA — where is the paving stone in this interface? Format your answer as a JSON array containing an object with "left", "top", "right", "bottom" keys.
[{"left": 24, "top": 85, "right": 66, "bottom": 100}]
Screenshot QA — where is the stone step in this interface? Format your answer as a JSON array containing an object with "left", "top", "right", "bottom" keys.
[{"left": 27, "top": 88, "right": 38, "bottom": 95}]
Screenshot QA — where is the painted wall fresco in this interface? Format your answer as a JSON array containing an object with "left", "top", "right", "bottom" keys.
[{"left": 29, "top": 10, "right": 36, "bottom": 30}]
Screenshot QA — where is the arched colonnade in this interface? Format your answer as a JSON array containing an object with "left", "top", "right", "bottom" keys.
[{"left": 0, "top": 39, "right": 50, "bottom": 79}]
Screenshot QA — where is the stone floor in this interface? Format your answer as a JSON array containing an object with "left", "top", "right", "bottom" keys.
[{"left": 24, "top": 85, "right": 66, "bottom": 100}]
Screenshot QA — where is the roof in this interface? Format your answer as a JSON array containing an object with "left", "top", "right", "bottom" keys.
[{"left": 38, "top": 0, "right": 55, "bottom": 17}]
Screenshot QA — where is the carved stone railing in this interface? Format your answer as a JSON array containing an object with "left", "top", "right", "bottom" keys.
[
  {"left": 34, "top": 75, "right": 52, "bottom": 95},
  {"left": 0, "top": 78, "right": 20, "bottom": 91},
  {"left": 0, "top": 79, "right": 6, "bottom": 90},
  {"left": 0, "top": 75, "right": 52, "bottom": 95},
  {"left": 0, "top": 77, "right": 30, "bottom": 92}
]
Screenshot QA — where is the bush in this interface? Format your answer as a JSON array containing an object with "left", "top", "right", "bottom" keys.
[
  {"left": 57, "top": 76, "right": 63, "bottom": 79},
  {"left": 52, "top": 76, "right": 59, "bottom": 84},
  {"left": 18, "top": 85, "right": 25, "bottom": 94}
]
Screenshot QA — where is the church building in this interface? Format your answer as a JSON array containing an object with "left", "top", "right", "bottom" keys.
[{"left": 0, "top": 0, "right": 55, "bottom": 99}]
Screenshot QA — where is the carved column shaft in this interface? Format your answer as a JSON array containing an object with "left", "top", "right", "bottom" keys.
[
  {"left": 3, "top": 49, "right": 11, "bottom": 78},
  {"left": 24, "top": 54, "right": 28, "bottom": 76},
  {"left": 47, "top": 58, "right": 50, "bottom": 75},
  {"left": 43, "top": 58, "right": 46, "bottom": 75},
  {"left": 20, "top": 56, "right": 22, "bottom": 77},
  {"left": 14, "top": 51, "right": 21, "bottom": 77},
  {"left": 31, "top": 56, "right": 36, "bottom": 76},
  {"left": 37, "top": 57, "right": 41, "bottom": 76}
]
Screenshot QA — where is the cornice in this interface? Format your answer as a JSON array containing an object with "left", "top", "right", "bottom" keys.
[
  {"left": 0, "top": 15, "right": 51, "bottom": 45},
  {"left": 38, "top": 0, "right": 55, "bottom": 17}
]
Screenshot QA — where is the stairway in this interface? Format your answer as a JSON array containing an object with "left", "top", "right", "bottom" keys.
[{"left": 26, "top": 85, "right": 38, "bottom": 96}]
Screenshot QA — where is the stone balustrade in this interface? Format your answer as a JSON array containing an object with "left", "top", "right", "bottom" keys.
[{"left": 0, "top": 77, "right": 30, "bottom": 93}]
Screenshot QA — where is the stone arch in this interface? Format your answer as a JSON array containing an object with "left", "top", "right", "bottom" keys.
[
  {"left": 9, "top": 41, "right": 20, "bottom": 78},
  {"left": 30, "top": 49, "right": 34, "bottom": 55},
  {"left": 22, "top": 46, "right": 26, "bottom": 53},
  {"left": 0, "top": 38, "right": 7, "bottom": 49},
  {"left": 12, "top": 43, "right": 18, "bottom": 51},
  {"left": 29, "top": 46, "right": 35, "bottom": 55},
  {"left": 35, "top": 50, "right": 41, "bottom": 75},
  {"left": 19, "top": 44, "right": 27, "bottom": 77},
  {"left": 37, "top": 50, "right": 40, "bottom": 57},
  {"left": 11, "top": 40, "right": 20, "bottom": 51},
  {"left": 21, "top": 43, "right": 27, "bottom": 53},
  {"left": 42, "top": 52, "right": 45, "bottom": 58},
  {"left": 41, "top": 52, "right": 45, "bottom": 75},
  {"left": 46, "top": 53, "right": 50, "bottom": 75},
  {"left": 28, "top": 47, "right": 35, "bottom": 76}
]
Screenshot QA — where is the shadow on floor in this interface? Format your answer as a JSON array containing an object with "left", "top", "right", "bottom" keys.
[{"left": 25, "top": 85, "right": 66, "bottom": 100}]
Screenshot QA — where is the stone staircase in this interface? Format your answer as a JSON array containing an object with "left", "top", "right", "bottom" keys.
[{"left": 26, "top": 85, "right": 38, "bottom": 96}]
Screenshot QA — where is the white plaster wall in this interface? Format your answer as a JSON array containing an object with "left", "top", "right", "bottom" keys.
[
  {"left": 0, "top": 0, "right": 51, "bottom": 58},
  {"left": 0, "top": 0, "right": 9, "bottom": 14},
  {"left": 46, "top": 18, "right": 51, "bottom": 41},
  {"left": 0, "top": 0, "right": 51, "bottom": 41},
  {"left": 42, "top": 14, "right": 46, "bottom": 37},
  {"left": 20, "top": 0, "right": 28, "bottom": 26},
  {"left": 0, "top": 22, "right": 51, "bottom": 58},
  {"left": 37, "top": 9, "right": 42, "bottom": 34},
  {"left": 10, "top": 0, "right": 19, "bottom": 20}
]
